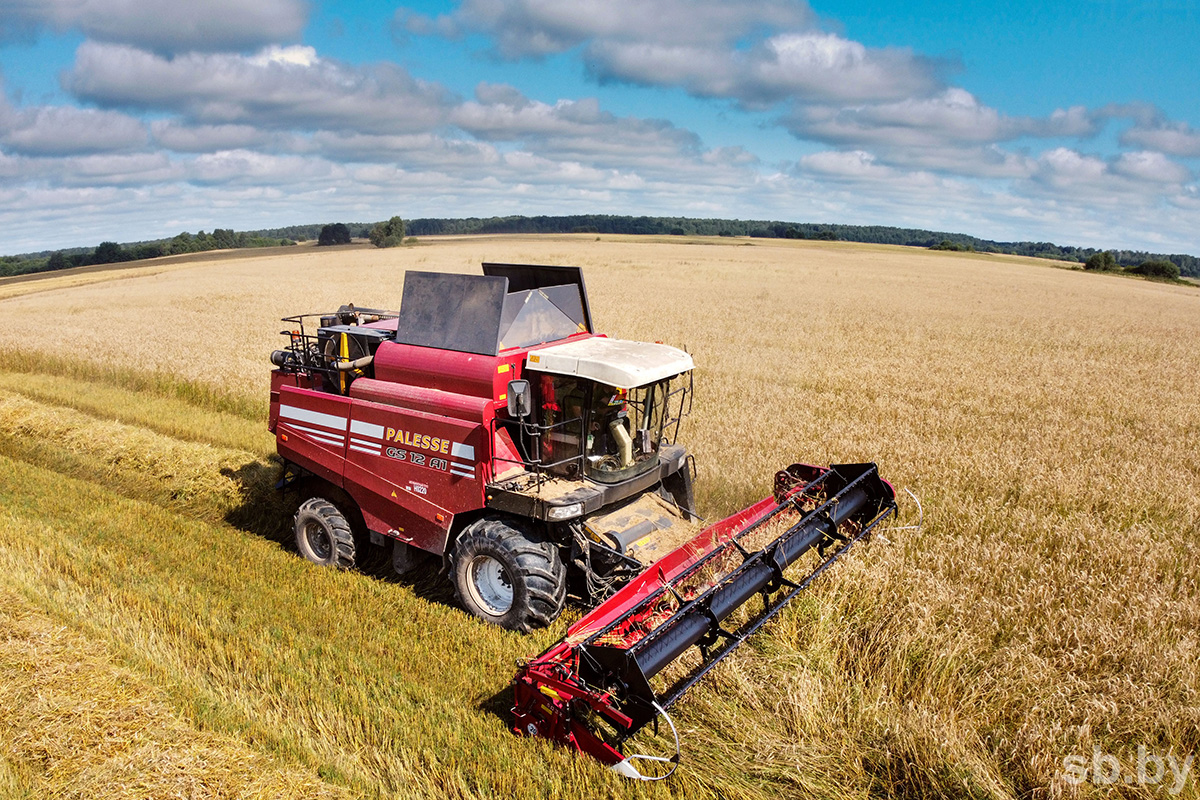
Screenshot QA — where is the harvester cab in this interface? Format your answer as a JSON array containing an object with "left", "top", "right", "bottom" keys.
[{"left": 269, "top": 263, "right": 701, "bottom": 628}]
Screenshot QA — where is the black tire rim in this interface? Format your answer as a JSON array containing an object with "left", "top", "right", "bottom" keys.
[{"left": 303, "top": 520, "right": 332, "bottom": 561}]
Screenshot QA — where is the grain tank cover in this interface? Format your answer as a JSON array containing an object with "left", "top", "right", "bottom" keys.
[
  {"left": 393, "top": 265, "right": 593, "bottom": 356},
  {"left": 483, "top": 263, "right": 594, "bottom": 335}
]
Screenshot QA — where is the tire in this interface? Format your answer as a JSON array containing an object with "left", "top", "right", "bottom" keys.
[
  {"left": 452, "top": 517, "right": 566, "bottom": 632},
  {"left": 294, "top": 497, "right": 357, "bottom": 568}
]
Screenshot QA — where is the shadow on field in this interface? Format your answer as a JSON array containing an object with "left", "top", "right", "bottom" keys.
[
  {"left": 477, "top": 684, "right": 516, "bottom": 724},
  {"left": 219, "top": 458, "right": 461, "bottom": 612}
]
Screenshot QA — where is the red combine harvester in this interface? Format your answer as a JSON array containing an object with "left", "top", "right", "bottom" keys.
[{"left": 269, "top": 264, "right": 896, "bottom": 777}]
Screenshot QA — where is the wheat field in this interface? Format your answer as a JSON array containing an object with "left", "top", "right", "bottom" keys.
[{"left": 0, "top": 234, "right": 1197, "bottom": 799}]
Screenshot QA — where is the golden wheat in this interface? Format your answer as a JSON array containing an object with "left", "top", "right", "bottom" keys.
[{"left": 0, "top": 235, "right": 1197, "bottom": 799}]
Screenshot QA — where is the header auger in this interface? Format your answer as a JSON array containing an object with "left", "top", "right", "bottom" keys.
[{"left": 267, "top": 264, "right": 897, "bottom": 777}]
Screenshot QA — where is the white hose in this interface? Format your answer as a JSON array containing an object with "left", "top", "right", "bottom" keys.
[
  {"left": 889, "top": 487, "right": 923, "bottom": 531},
  {"left": 608, "top": 701, "right": 681, "bottom": 781}
]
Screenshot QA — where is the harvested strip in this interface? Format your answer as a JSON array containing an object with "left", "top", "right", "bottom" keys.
[
  {"left": 0, "top": 371, "right": 271, "bottom": 456},
  {"left": 0, "top": 589, "right": 349, "bottom": 800},
  {"left": 0, "top": 389, "right": 274, "bottom": 526}
]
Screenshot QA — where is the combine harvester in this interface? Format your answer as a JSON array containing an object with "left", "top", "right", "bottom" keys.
[{"left": 268, "top": 264, "right": 897, "bottom": 778}]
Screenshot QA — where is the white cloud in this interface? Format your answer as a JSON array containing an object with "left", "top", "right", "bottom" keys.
[
  {"left": 784, "top": 148, "right": 1199, "bottom": 252},
  {"left": 0, "top": 0, "right": 307, "bottom": 53},
  {"left": 1025, "top": 147, "right": 1192, "bottom": 202},
  {"left": 879, "top": 145, "right": 1037, "bottom": 179},
  {"left": 310, "top": 131, "right": 503, "bottom": 169},
  {"left": 58, "top": 152, "right": 182, "bottom": 186},
  {"left": 450, "top": 86, "right": 715, "bottom": 174},
  {"left": 248, "top": 45, "right": 319, "bottom": 68},
  {"left": 1, "top": 104, "right": 148, "bottom": 155},
  {"left": 1092, "top": 103, "right": 1200, "bottom": 158},
  {"left": 188, "top": 150, "right": 343, "bottom": 186},
  {"left": 1043, "top": 106, "right": 1096, "bottom": 138},
  {"left": 0, "top": 9, "right": 1193, "bottom": 259},
  {"left": 1035, "top": 147, "right": 1108, "bottom": 189},
  {"left": 1121, "top": 120, "right": 1200, "bottom": 158},
  {"left": 742, "top": 32, "right": 939, "bottom": 103},
  {"left": 151, "top": 121, "right": 278, "bottom": 153},
  {"left": 798, "top": 149, "right": 890, "bottom": 179},
  {"left": 65, "top": 42, "right": 456, "bottom": 135},
  {"left": 408, "top": 0, "right": 814, "bottom": 58},
  {"left": 3, "top": 139, "right": 1198, "bottom": 256},
  {"left": 786, "top": 89, "right": 1098, "bottom": 149},
  {"left": 1111, "top": 150, "right": 1192, "bottom": 184},
  {"left": 408, "top": 0, "right": 942, "bottom": 106}
]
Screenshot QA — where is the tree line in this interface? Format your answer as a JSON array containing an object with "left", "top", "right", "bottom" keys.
[
  {"left": 4, "top": 215, "right": 1197, "bottom": 279},
  {"left": 1, "top": 229, "right": 296, "bottom": 278},
  {"left": 401, "top": 215, "right": 1198, "bottom": 276}
]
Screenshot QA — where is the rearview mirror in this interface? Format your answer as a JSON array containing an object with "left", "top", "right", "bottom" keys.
[{"left": 507, "top": 379, "right": 532, "bottom": 419}]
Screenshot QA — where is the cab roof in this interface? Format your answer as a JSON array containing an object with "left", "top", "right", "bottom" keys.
[{"left": 526, "top": 336, "right": 693, "bottom": 389}]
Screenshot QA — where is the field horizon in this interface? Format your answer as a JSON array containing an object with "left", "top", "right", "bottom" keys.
[{"left": 0, "top": 234, "right": 1197, "bottom": 799}]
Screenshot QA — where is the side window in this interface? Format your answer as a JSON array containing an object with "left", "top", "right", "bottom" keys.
[{"left": 539, "top": 376, "right": 586, "bottom": 477}]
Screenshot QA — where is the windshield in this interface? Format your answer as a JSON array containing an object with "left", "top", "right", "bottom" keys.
[
  {"left": 583, "top": 382, "right": 668, "bottom": 483},
  {"left": 534, "top": 374, "right": 685, "bottom": 484}
]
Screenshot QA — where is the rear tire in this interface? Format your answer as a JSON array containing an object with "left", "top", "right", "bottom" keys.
[
  {"left": 452, "top": 517, "right": 566, "bottom": 632},
  {"left": 294, "top": 497, "right": 357, "bottom": 568}
]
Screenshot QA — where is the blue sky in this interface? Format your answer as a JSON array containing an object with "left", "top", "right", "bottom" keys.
[{"left": 1, "top": 0, "right": 1198, "bottom": 255}]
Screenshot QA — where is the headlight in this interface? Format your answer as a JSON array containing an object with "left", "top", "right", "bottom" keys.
[{"left": 547, "top": 503, "right": 583, "bottom": 521}]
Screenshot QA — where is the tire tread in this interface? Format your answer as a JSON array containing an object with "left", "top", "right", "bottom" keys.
[
  {"left": 452, "top": 517, "right": 566, "bottom": 632},
  {"left": 294, "top": 497, "right": 357, "bottom": 569}
]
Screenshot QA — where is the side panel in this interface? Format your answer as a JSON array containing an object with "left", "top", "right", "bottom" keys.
[
  {"left": 269, "top": 370, "right": 305, "bottom": 433},
  {"left": 276, "top": 385, "right": 351, "bottom": 486},
  {"left": 344, "top": 397, "right": 487, "bottom": 555}
]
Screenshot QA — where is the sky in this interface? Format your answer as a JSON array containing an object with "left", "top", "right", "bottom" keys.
[{"left": 1, "top": 0, "right": 1198, "bottom": 255}]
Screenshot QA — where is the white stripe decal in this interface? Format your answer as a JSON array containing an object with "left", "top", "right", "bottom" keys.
[
  {"left": 350, "top": 436, "right": 380, "bottom": 449},
  {"left": 349, "top": 444, "right": 378, "bottom": 455},
  {"left": 451, "top": 442, "right": 474, "bottom": 460},
  {"left": 299, "top": 436, "right": 344, "bottom": 449},
  {"left": 451, "top": 467, "right": 475, "bottom": 477},
  {"left": 281, "top": 405, "right": 348, "bottom": 432},
  {"left": 350, "top": 419, "right": 385, "bottom": 439},
  {"left": 284, "top": 422, "right": 344, "bottom": 447}
]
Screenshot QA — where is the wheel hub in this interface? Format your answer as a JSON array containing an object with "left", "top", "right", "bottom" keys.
[{"left": 467, "top": 555, "right": 514, "bottom": 616}]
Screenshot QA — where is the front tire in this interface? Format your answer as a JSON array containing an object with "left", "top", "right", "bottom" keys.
[
  {"left": 294, "top": 497, "right": 357, "bottom": 568},
  {"left": 452, "top": 517, "right": 566, "bottom": 632}
]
